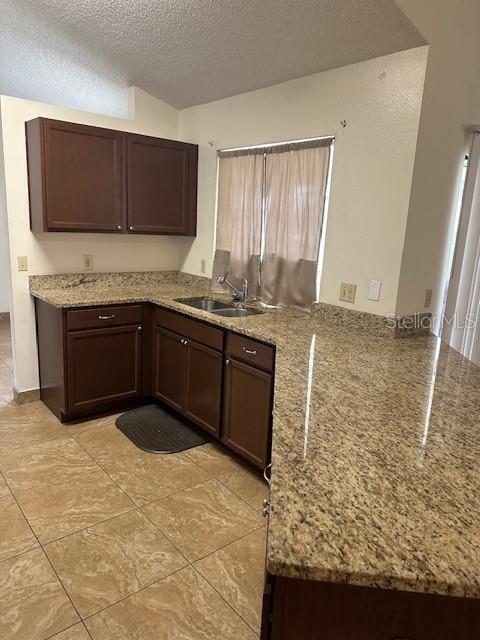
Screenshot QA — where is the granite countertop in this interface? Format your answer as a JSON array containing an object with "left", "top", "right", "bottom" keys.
[{"left": 30, "top": 272, "right": 480, "bottom": 599}]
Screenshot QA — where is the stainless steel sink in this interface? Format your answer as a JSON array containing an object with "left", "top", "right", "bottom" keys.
[
  {"left": 175, "top": 297, "right": 232, "bottom": 311},
  {"left": 211, "top": 307, "right": 263, "bottom": 318},
  {"left": 176, "top": 297, "right": 263, "bottom": 318}
]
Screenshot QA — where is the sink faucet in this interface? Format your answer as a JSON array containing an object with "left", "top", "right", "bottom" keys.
[{"left": 216, "top": 275, "right": 249, "bottom": 303}]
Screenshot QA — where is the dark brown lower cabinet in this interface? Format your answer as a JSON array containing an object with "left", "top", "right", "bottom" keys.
[
  {"left": 185, "top": 340, "right": 222, "bottom": 437},
  {"left": 66, "top": 325, "right": 142, "bottom": 414},
  {"left": 262, "top": 575, "right": 480, "bottom": 640},
  {"left": 35, "top": 299, "right": 147, "bottom": 421},
  {"left": 35, "top": 299, "right": 274, "bottom": 467},
  {"left": 153, "top": 325, "right": 222, "bottom": 437},
  {"left": 222, "top": 357, "right": 272, "bottom": 469},
  {"left": 154, "top": 326, "right": 187, "bottom": 413}
]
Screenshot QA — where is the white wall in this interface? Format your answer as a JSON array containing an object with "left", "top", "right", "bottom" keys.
[
  {"left": 0, "top": 116, "right": 11, "bottom": 314},
  {"left": 0, "top": 90, "right": 187, "bottom": 393},
  {"left": 179, "top": 47, "right": 428, "bottom": 316},
  {"left": 395, "top": 0, "right": 480, "bottom": 324}
]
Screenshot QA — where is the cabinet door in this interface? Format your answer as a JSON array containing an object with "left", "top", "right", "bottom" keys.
[
  {"left": 41, "top": 120, "right": 125, "bottom": 232},
  {"left": 154, "top": 326, "right": 187, "bottom": 412},
  {"left": 66, "top": 325, "right": 141, "bottom": 413},
  {"left": 222, "top": 358, "right": 272, "bottom": 469},
  {"left": 185, "top": 339, "right": 222, "bottom": 437},
  {"left": 127, "top": 134, "right": 197, "bottom": 235}
]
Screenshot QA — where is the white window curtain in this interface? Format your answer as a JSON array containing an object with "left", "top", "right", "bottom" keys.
[
  {"left": 211, "top": 153, "right": 263, "bottom": 298},
  {"left": 261, "top": 143, "right": 331, "bottom": 310},
  {"left": 212, "top": 139, "right": 332, "bottom": 311}
]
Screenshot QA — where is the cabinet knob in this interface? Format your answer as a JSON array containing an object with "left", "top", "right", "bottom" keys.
[
  {"left": 129, "top": 226, "right": 134, "bottom": 231},
  {"left": 137, "top": 326, "right": 142, "bottom": 331},
  {"left": 181, "top": 339, "right": 188, "bottom": 346},
  {"left": 116, "top": 225, "right": 122, "bottom": 230},
  {"left": 225, "top": 359, "right": 230, "bottom": 365}
]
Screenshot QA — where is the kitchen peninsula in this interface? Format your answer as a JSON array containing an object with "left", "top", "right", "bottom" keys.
[{"left": 31, "top": 271, "right": 480, "bottom": 639}]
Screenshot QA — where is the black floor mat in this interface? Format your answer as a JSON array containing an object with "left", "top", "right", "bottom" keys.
[{"left": 116, "top": 404, "right": 210, "bottom": 454}]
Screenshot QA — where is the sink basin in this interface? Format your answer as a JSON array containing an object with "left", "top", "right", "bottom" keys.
[
  {"left": 211, "top": 307, "right": 263, "bottom": 318},
  {"left": 176, "top": 297, "right": 232, "bottom": 311}
]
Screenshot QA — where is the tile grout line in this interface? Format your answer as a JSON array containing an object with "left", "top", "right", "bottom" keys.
[
  {"left": 41, "top": 541, "right": 87, "bottom": 626},
  {"left": 2, "top": 418, "right": 265, "bottom": 636},
  {"left": 138, "top": 482, "right": 209, "bottom": 563},
  {"left": 215, "top": 471, "right": 269, "bottom": 514},
  {"left": 0, "top": 475, "right": 87, "bottom": 636},
  {"left": 191, "top": 563, "right": 261, "bottom": 638},
  {"left": 191, "top": 521, "right": 267, "bottom": 565},
  {"left": 3, "top": 433, "right": 140, "bottom": 546},
  {"left": 39, "top": 505, "right": 139, "bottom": 547},
  {"left": 81, "top": 563, "right": 192, "bottom": 625},
  {"left": 44, "top": 620, "right": 93, "bottom": 640}
]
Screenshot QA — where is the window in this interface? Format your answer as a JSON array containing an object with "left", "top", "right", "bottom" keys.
[{"left": 212, "top": 137, "right": 333, "bottom": 311}]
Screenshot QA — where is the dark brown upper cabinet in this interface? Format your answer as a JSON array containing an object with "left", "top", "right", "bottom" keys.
[
  {"left": 26, "top": 119, "right": 125, "bottom": 233},
  {"left": 127, "top": 135, "right": 197, "bottom": 235},
  {"left": 26, "top": 118, "right": 198, "bottom": 235}
]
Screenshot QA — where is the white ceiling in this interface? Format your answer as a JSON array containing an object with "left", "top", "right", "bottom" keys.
[{"left": 1, "top": 0, "right": 425, "bottom": 111}]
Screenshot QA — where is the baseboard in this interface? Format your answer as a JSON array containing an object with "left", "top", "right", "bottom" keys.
[{"left": 14, "top": 387, "right": 41, "bottom": 404}]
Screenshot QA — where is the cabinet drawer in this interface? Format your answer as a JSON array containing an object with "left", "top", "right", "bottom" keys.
[
  {"left": 226, "top": 333, "right": 275, "bottom": 372},
  {"left": 154, "top": 307, "right": 223, "bottom": 351},
  {"left": 66, "top": 305, "right": 143, "bottom": 331}
]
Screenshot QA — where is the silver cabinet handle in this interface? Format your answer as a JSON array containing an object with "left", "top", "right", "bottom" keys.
[
  {"left": 98, "top": 315, "right": 115, "bottom": 320},
  {"left": 263, "top": 463, "right": 271, "bottom": 485},
  {"left": 262, "top": 498, "right": 271, "bottom": 518},
  {"left": 243, "top": 347, "right": 257, "bottom": 356}
]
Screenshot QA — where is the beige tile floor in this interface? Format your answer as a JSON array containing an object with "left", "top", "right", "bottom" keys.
[{"left": 0, "top": 315, "right": 269, "bottom": 639}]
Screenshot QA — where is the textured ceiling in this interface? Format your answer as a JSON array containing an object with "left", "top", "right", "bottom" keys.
[
  {"left": 0, "top": 0, "right": 129, "bottom": 117},
  {"left": 2, "top": 0, "right": 425, "bottom": 110}
]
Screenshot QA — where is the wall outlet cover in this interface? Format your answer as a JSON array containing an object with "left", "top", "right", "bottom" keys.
[{"left": 339, "top": 282, "right": 357, "bottom": 304}]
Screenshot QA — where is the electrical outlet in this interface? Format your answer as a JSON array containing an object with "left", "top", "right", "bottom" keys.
[
  {"left": 339, "top": 282, "right": 357, "bottom": 304},
  {"left": 424, "top": 288, "right": 432, "bottom": 308},
  {"left": 200, "top": 259, "right": 206, "bottom": 274},
  {"left": 17, "top": 256, "right": 28, "bottom": 272},
  {"left": 83, "top": 255, "right": 93, "bottom": 271}
]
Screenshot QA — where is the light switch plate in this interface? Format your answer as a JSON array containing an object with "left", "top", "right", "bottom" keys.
[
  {"left": 368, "top": 279, "right": 381, "bottom": 301},
  {"left": 17, "top": 256, "right": 28, "bottom": 272},
  {"left": 424, "top": 288, "right": 432, "bottom": 308},
  {"left": 339, "top": 282, "right": 357, "bottom": 304}
]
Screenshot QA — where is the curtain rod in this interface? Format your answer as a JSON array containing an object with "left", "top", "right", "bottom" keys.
[{"left": 218, "top": 135, "right": 334, "bottom": 158}]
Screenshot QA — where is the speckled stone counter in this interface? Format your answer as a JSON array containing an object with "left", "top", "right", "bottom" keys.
[{"left": 30, "top": 272, "right": 480, "bottom": 599}]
